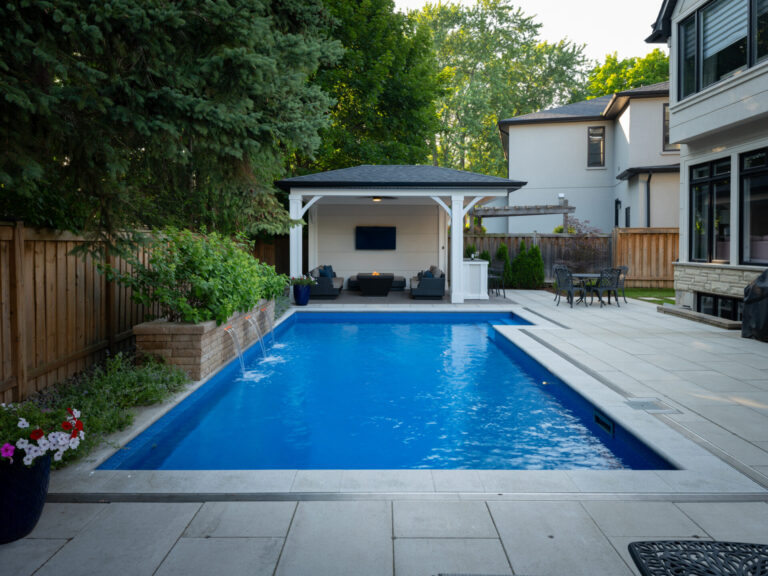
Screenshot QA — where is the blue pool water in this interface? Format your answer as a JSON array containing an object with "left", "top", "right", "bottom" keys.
[{"left": 101, "top": 312, "right": 673, "bottom": 470}]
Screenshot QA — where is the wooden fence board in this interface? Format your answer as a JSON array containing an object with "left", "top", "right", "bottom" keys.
[
  {"left": 465, "top": 228, "right": 678, "bottom": 288},
  {"left": 0, "top": 224, "right": 164, "bottom": 400}
]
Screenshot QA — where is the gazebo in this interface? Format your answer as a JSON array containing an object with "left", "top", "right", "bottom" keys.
[{"left": 275, "top": 165, "right": 525, "bottom": 303}]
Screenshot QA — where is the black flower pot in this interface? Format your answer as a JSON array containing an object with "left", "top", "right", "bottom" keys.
[{"left": 0, "top": 454, "right": 51, "bottom": 543}]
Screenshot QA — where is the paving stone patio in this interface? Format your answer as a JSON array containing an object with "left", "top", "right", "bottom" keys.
[{"left": 2, "top": 289, "right": 767, "bottom": 576}]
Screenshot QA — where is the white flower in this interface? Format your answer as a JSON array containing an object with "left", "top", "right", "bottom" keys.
[
  {"left": 53, "top": 450, "right": 64, "bottom": 462},
  {"left": 23, "top": 455, "right": 33, "bottom": 466},
  {"left": 70, "top": 408, "right": 81, "bottom": 419},
  {"left": 26, "top": 445, "right": 42, "bottom": 459},
  {"left": 17, "top": 417, "right": 29, "bottom": 429},
  {"left": 69, "top": 437, "right": 80, "bottom": 450},
  {"left": 16, "top": 438, "right": 29, "bottom": 450}
]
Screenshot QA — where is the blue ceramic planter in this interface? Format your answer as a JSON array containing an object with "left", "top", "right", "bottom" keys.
[
  {"left": 0, "top": 454, "right": 51, "bottom": 543},
  {"left": 293, "top": 284, "right": 311, "bottom": 306}
]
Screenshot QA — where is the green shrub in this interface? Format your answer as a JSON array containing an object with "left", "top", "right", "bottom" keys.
[
  {"left": 478, "top": 249, "right": 491, "bottom": 262},
  {"left": 123, "top": 228, "right": 288, "bottom": 324},
  {"left": 496, "top": 243, "right": 512, "bottom": 286},
  {"left": 464, "top": 243, "right": 477, "bottom": 258},
  {"left": 528, "top": 245, "right": 545, "bottom": 288},
  {"left": 32, "top": 353, "right": 188, "bottom": 467},
  {"left": 509, "top": 242, "right": 545, "bottom": 289}
]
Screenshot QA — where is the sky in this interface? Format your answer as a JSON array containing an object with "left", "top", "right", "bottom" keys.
[{"left": 393, "top": 0, "right": 667, "bottom": 63}]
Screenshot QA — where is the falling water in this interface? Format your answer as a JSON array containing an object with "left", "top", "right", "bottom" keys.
[
  {"left": 245, "top": 315, "right": 267, "bottom": 359},
  {"left": 261, "top": 305, "right": 276, "bottom": 345},
  {"left": 224, "top": 326, "right": 245, "bottom": 374}
]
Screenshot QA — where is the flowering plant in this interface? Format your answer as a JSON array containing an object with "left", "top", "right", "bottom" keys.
[
  {"left": 1, "top": 403, "right": 85, "bottom": 466},
  {"left": 289, "top": 275, "right": 316, "bottom": 286}
]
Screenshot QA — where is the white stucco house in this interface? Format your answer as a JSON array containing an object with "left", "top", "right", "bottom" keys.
[
  {"left": 487, "top": 82, "right": 680, "bottom": 234},
  {"left": 647, "top": 0, "right": 768, "bottom": 319},
  {"left": 275, "top": 165, "right": 525, "bottom": 303}
]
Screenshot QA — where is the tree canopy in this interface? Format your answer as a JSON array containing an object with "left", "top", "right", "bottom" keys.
[
  {"left": 586, "top": 49, "right": 669, "bottom": 98},
  {"left": 294, "top": 0, "right": 442, "bottom": 172},
  {"left": 416, "top": 0, "right": 588, "bottom": 177},
  {"left": 0, "top": 0, "right": 341, "bottom": 247}
]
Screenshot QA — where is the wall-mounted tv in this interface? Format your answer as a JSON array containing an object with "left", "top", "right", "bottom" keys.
[{"left": 355, "top": 226, "right": 396, "bottom": 250}]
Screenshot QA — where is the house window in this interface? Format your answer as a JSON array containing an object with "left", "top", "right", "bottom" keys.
[
  {"left": 697, "top": 292, "right": 743, "bottom": 320},
  {"left": 663, "top": 104, "right": 680, "bottom": 151},
  {"left": 690, "top": 158, "right": 731, "bottom": 262},
  {"left": 702, "top": 0, "right": 748, "bottom": 88},
  {"left": 677, "top": 0, "right": 763, "bottom": 99},
  {"left": 755, "top": 0, "right": 768, "bottom": 61},
  {"left": 680, "top": 15, "right": 698, "bottom": 98},
  {"left": 587, "top": 126, "right": 605, "bottom": 167},
  {"left": 625, "top": 206, "right": 631, "bottom": 227},
  {"left": 740, "top": 148, "right": 768, "bottom": 264}
]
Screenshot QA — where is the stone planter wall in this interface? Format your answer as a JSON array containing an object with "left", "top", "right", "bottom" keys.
[
  {"left": 674, "top": 263, "right": 763, "bottom": 308},
  {"left": 133, "top": 299, "right": 276, "bottom": 381}
]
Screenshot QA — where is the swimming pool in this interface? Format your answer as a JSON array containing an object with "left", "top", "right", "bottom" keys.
[{"left": 101, "top": 312, "right": 672, "bottom": 471}]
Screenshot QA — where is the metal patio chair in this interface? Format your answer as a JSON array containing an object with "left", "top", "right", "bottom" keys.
[
  {"left": 590, "top": 267, "right": 621, "bottom": 307},
  {"left": 554, "top": 266, "right": 584, "bottom": 308}
]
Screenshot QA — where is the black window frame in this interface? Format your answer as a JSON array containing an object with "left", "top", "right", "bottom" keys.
[
  {"left": 625, "top": 206, "right": 631, "bottom": 227},
  {"left": 677, "top": 0, "right": 763, "bottom": 100},
  {"left": 739, "top": 147, "right": 768, "bottom": 265},
  {"left": 689, "top": 158, "right": 732, "bottom": 263},
  {"left": 663, "top": 103, "right": 680, "bottom": 151},
  {"left": 587, "top": 126, "right": 605, "bottom": 168},
  {"left": 696, "top": 292, "right": 744, "bottom": 320}
]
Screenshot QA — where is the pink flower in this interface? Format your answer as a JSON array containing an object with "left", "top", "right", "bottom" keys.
[{"left": 1, "top": 443, "right": 14, "bottom": 460}]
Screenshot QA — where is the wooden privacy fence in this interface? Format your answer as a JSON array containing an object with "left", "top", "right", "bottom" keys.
[
  {"left": 464, "top": 233, "right": 613, "bottom": 281},
  {"left": 0, "top": 223, "right": 156, "bottom": 403},
  {"left": 465, "top": 227, "right": 678, "bottom": 288},
  {"left": 612, "top": 228, "right": 679, "bottom": 289}
]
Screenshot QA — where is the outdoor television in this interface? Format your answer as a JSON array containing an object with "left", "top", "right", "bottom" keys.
[{"left": 355, "top": 226, "right": 396, "bottom": 250}]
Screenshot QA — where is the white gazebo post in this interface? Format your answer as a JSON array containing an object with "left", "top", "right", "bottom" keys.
[
  {"left": 288, "top": 193, "right": 303, "bottom": 280},
  {"left": 450, "top": 193, "right": 465, "bottom": 303}
]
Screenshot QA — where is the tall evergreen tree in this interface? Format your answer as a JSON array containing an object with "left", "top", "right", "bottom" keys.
[{"left": 0, "top": 0, "right": 341, "bottom": 248}]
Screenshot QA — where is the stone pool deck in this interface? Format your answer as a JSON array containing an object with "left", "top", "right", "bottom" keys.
[{"left": 3, "top": 289, "right": 768, "bottom": 576}]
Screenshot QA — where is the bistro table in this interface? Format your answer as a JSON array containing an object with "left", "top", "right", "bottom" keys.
[
  {"left": 572, "top": 273, "right": 600, "bottom": 305},
  {"left": 357, "top": 272, "right": 394, "bottom": 296}
]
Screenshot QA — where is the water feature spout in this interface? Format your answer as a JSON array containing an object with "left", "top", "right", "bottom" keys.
[
  {"left": 261, "top": 306, "right": 276, "bottom": 345},
  {"left": 245, "top": 315, "right": 267, "bottom": 359},
  {"left": 224, "top": 326, "right": 245, "bottom": 374}
]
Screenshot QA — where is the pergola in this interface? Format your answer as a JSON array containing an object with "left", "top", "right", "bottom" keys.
[{"left": 275, "top": 165, "right": 525, "bottom": 303}]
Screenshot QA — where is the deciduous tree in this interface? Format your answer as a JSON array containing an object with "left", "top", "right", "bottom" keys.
[
  {"left": 586, "top": 49, "right": 669, "bottom": 98},
  {"left": 296, "top": 0, "right": 442, "bottom": 172},
  {"left": 417, "top": 0, "right": 588, "bottom": 177}
]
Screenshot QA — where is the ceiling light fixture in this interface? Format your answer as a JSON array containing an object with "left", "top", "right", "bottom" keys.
[{"left": 372, "top": 196, "right": 382, "bottom": 202}]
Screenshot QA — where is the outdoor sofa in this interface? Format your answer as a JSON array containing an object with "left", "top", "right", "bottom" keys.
[
  {"left": 410, "top": 266, "right": 445, "bottom": 299},
  {"left": 308, "top": 265, "right": 343, "bottom": 299}
]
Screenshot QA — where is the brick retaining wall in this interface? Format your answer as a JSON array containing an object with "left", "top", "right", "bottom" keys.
[{"left": 133, "top": 299, "right": 276, "bottom": 381}]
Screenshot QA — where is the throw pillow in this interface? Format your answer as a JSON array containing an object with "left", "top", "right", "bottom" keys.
[
  {"left": 319, "top": 266, "right": 332, "bottom": 278},
  {"left": 423, "top": 270, "right": 433, "bottom": 278}
]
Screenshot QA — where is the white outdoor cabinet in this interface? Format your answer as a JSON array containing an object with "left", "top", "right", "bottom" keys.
[{"left": 461, "top": 259, "right": 489, "bottom": 300}]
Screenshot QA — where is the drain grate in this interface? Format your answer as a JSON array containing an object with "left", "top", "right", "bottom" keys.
[{"left": 626, "top": 397, "right": 681, "bottom": 414}]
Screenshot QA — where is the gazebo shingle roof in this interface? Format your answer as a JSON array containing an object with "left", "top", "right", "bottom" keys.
[{"left": 275, "top": 165, "right": 525, "bottom": 190}]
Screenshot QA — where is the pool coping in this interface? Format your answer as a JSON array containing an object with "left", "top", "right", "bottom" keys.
[{"left": 48, "top": 303, "right": 768, "bottom": 500}]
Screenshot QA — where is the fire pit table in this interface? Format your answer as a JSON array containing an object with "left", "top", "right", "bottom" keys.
[{"left": 357, "top": 273, "right": 394, "bottom": 296}]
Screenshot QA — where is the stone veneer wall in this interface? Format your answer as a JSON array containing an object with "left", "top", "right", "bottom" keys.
[
  {"left": 133, "top": 299, "right": 275, "bottom": 381},
  {"left": 674, "top": 263, "right": 763, "bottom": 308}
]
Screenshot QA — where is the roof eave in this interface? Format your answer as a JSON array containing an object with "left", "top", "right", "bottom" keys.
[{"left": 497, "top": 115, "right": 606, "bottom": 127}]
